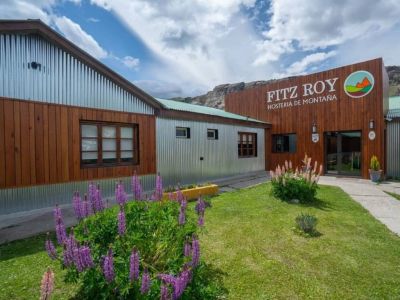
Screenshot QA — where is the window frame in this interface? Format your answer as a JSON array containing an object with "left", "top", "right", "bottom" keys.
[
  {"left": 238, "top": 132, "right": 257, "bottom": 158},
  {"left": 272, "top": 133, "right": 297, "bottom": 153},
  {"left": 207, "top": 129, "right": 218, "bottom": 140},
  {"left": 176, "top": 127, "right": 190, "bottom": 139},
  {"left": 80, "top": 121, "right": 139, "bottom": 168}
]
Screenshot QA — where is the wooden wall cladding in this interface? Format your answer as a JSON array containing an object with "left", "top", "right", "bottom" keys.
[
  {"left": 225, "top": 58, "right": 387, "bottom": 178},
  {"left": 0, "top": 98, "right": 156, "bottom": 189}
]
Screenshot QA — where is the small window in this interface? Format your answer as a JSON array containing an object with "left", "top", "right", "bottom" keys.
[
  {"left": 176, "top": 127, "right": 190, "bottom": 139},
  {"left": 238, "top": 132, "right": 257, "bottom": 158},
  {"left": 207, "top": 129, "right": 218, "bottom": 140},
  {"left": 80, "top": 121, "right": 138, "bottom": 167},
  {"left": 272, "top": 133, "right": 297, "bottom": 153}
]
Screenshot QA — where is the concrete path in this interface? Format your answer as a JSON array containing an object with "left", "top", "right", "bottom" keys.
[{"left": 319, "top": 176, "right": 400, "bottom": 235}]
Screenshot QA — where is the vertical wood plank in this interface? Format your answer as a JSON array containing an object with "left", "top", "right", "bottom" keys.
[
  {"left": 20, "top": 102, "right": 31, "bottom": 186},
  {"left": 43, "top": 104, "right": 50, "bottom": 183},
  {"left": 34, "top": 104, "right": 45, "bottom": 184},
  {"left": 29, "top": 103, "right": 36, "bottom": 184},
  {"left": 48, "top": 105, "right": 58, "bottom": 183},
  {"left": 0, "top": 100, "right": 6, "bottom": 187},
  {"left": 4, "top": 100, "right": 16, "bottom": 187},
  {"left": 60, "top": 106, "right": 70, "bottom": 181}
]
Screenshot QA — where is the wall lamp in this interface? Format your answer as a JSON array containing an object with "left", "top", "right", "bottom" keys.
[
  {"left": 369, "top": 119, "right": 375, "bottom": 130},
  {"left": 312, "top": 122, "right": 317, "bottom": 133}
]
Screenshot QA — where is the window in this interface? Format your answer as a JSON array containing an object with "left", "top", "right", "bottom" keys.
[
  {"left": 176, "top": 127, "right": 190, "bottom": 139},
  {"left": 80, "top": 121, "right": 138, "bottom": 167},
  {"left": 272, "top": 133, "right": 297, "bottom": 153},
  {"left": 207, "top": 129, "right": 218, "bottom": 140},
  {"left": 238, "top": 132, "right": 257, "bottom": 158}
]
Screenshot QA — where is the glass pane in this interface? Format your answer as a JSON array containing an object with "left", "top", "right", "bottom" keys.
[
  {"left": 176, "top": 128, "right": 187, "bottom": 137},
  {"left": 121, "top": 139, "right": 133, "bottom": 151},
  {"left": 102, "top": 126, "right": 116, "bottom": 138},
  {"left": 243, "top": 134, "right": 247, "bottom": 142},
  {"left": 288, "top": 134, "right": 296, "bottom": 153},
  {"left": 81, "top": 125, "right": 97, "bottom": 138},
  {"left": 121, "top": 151, "right": 133, "bottom": 158},
  {"left": 103, "top": 139, "right": 116, "bottom": 151},
  {"left": 82, "top": 138, "right": 98, "bottom": 151},
  {"left": 121, "top": 127, "right": 133, "bottom": 138},
  {"left": 248, "top": 134, "right": 252, "bottom": 142},
  {"left": 82, "top": 152, "right": 98, "bottom": 160},
  {"left": 207, "top": 130, "right": 215, "bottom": 138},
  {"left": 103, "top": 151, "right": 116, "bottom": 159}
]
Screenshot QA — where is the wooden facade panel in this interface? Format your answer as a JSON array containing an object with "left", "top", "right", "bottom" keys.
[
  {"left": 225, "top": 58, "right": 387, "bottom": 178},
  {"left": 0, "top": 98, "right": 157, "bottom": 189}
]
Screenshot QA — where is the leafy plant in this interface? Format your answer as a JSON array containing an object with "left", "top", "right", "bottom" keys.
[
  {"left": 270, "top": 155, "right": 322, "bottom": 203},
  {"left": 295, "top": 213, "right": 318, "bottom": 235},
  {"left": 44, "top": 175, "right": 223, "bottom": 299},
  {"left": 370, "top": 155, "right": 381, "bottom": 171}
]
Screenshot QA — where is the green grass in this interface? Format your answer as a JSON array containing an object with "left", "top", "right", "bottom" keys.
[
  {"left": 384, "top": 191, "right": 400, "bottom": 201},
  {"left": 1, "top": 184, "right": 400, "bottom": 299},
  {"left": 201, "top": 184, "right": 400, "bottom": 299}
]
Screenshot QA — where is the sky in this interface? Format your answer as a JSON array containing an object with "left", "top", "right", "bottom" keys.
[{"left": 0, "top": 0, "right": 399, "bottom": 98}]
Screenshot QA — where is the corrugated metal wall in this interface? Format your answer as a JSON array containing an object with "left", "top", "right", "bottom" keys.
[
  {"left": 387, "top": 120, "right": 400, "bottom": 178},
  {"left": 0, "top": 174, "right": 156, "bottom": 215},
  {"left": 0, "top": 34, "right": 154, "bottom": 115},
  {"left": 157, "top": 118, "right": 265, "bottom": 187}
]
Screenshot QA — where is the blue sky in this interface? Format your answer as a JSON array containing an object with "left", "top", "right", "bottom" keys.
[{"left": 1, "top": 0, "right": 399, "bottom": 98}]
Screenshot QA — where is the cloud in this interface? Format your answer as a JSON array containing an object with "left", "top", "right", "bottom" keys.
[
  {"left": 0, "top": 0, "right": 55, "bottom": 24},
  {"left": 54, "top": 16, "right": 108, "bottom": 59},
  {"left": 121, "top": 56, "right": 140, "bottom": 70},
  {"left": 134, "top": 79, "right": 183, "bottom": 98},
  {"left": 87, "top": 17, "right": 100, "bottom": 23}
]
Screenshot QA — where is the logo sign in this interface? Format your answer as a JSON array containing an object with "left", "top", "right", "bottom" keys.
[
  {"left": 344, "top": 70, "right": 374, "bottom": 98},
  {"left": 312, "top": 133, "right": 320, "bottom": 143},
  {"left": 368, "top": 131, "right": 376, "bottom": 141}
]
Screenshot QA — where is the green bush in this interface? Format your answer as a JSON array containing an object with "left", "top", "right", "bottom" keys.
[
  {"left": 271, "top": 175, "right": 317, "bottom": 203},
  {"left": 295, "top": 213, "right": 318, "bottom": 234},
  {"left": 370, "top": 155, "right": 381, "bottom": 171},
  {"left": 49, "top": 199, "right": 225, "bottom": 299}
]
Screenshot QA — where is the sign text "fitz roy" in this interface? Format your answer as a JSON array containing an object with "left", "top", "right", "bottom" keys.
[{"left": 267, "top": 78, "right": 339, "bottom": 102}]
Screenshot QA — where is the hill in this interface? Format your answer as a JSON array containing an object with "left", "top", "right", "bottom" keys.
[{"left": 172, "top": 66, "right": 400, "bottom": 109}]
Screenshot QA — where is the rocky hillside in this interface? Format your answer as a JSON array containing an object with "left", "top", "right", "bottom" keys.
[{"left": 173, "top": 66, "right": 400, "bottom": 109}]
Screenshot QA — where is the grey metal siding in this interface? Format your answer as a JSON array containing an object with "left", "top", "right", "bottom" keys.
[
  {"left": 0, "top": 174, "right": 156, "bottom": 215},
  {"left": 157, "top": 118, "right": 265, "bottom": 187},
  {"left": 0, "top": 33, "right": 154, "bottom": 115},
  {"left": 387, "top": 120, "right": 400, "bottom": 178}
]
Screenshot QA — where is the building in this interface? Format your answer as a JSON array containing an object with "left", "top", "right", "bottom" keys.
[
  {"left": 387, "top": 96, "right": 400, "bottom": 179},
  {"left": 225, "top": 58, "right": 389, "bottom": 179},
  {"left": 0, "top": 20, "right": 268, "bottom": 215}
]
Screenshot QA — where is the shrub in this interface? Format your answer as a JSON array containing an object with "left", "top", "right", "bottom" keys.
[
  {"left": 45, "top": 175, "right": 224, "bottom": 299},
  {"left": 370, "top": 155, "right": 381, "bottom": 171},
  {"left": 270, "top": 155, "right": 322, "bottom": 203},
  {"left": 295, "top": 213, "right": 318, "bottom": 234}
]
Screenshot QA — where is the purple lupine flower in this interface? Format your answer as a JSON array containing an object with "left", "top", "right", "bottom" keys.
[
  {"left": 63, "top": 232, "right": 76, "bottom": 267},
  {"left": 115, "top": 182, "right": 127, "bottom": 206},
  {"left": 160, "top": 283, "right": 170, "bottom": 300},
  {"left": 129, "top": 248, "right": 140, "bottom": 282},
  {"left": 45, "top": 234, "right": 57, "bottom": 260},
  {"left": 54, "top": 206, "right": 67, "bottom": 245},
  {"left": 53, "top": 204, "right": 62, "bottom": 221},
  {"left": 140, "top": 268, "right": 151, "bottom": 294},
  {"left": 117, "top": 206, "right": 126, "bottom": 236},
  {"left": 80, "top": 244, "right": 94, "bottom": 269},
  {"left": 88, "top": 182, "right": 97, "bottom": 212},
  {"left": 94, "top": 184, "right": 105, "bottom": 212},
  {"left": 81, "top": 194, "right": 91, "bottom": 218},
  {"left": 73, "top": 244, "right": 84, "bottom": 272},
  {"left": 158, "top": 274, "right": 176, "bottom": 285},
  {"left": 191, "top": 236, "right": 200, "bottom": 267},
  {"left": 195, "top": 196, "right": 206, "bottom": 215},
  {"left": 155, "top": 173, "right": 163, "bottom": 201},
  {"left": 132, "top": 172, "right": 143, "bottom": 201},
  {"left": 72, "top": 191, "right": 83, "bottom": 220},
  {"left": 184, "top": 240, "right": 191, "bottom": 257},
  {"left": 178, "top": 207, "right": 186, "bottom": 225},
  {"left": 103, "top": 249, "right": 114, "bottom": 283},
  {"left": 198, "top": 215, "right": 204, "bottom": 227}
]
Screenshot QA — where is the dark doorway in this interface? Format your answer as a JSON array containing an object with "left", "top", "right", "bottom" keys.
[{"left": 325, "top": 131, "right": 361, "bottom": 176}]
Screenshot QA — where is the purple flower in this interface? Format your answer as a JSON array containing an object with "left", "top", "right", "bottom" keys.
[
  {"left": 184, "top": 241, "right": 191, "bottom": 257},
  {"left": 80, "top": 245, "right": 94, "bottom": 269},
  {"left": 73, "top": 244, "right": 84, "bottom": 272},
  {"left": 103, "top": 249, "right": 114, "bottom": 283},
  {"left": 45, "top": 234, "right": 57, "bottom": 260},
  {"left": 198, "top": 215, "right": 204, "bottom": 227},
  {"left": 195, "top": 196, "right": 206, "bottom": 215},
  {"left": 117, "top": 206, "right": 126, "bottom": 236},
  {"left": 63, "top": 232, "right": 77, "bottom": 267},
  {"left": 53, "top": 204, "right": 62, "bottom": 221},
  {"left": 140, "top": 268, "right": 151, "bottom": 294},
  {"left": 54, "top": 205, "right": 67, "bottom": 245},
  {"left": 191, "top": 236, "right": 200, "bottom": 267},
  {"left": 178, "top": 207, "right": 186, "bottom": 225},
  {"left": 129, "top": 248, "right": 140, "bottom": 282},
  {"left": 72, "top": 191, "right": 83, "bottom": 220},
  {"left": 132, "top": 172, "right": 143, "bottom": 201},
  {"left": 94, "top": 185, "right": 105, "bottom": 212},
  {"left": 88, "top": 182, "right": 97, "bottom": 212},
  {"left": 159, "top": 267, "right": 192, "bottom": 300},
  {"left": 160, "top": 283, "right": 170, "bottom": 300},
  {"left": 155, "top": 173, "right": 163, "bottom": 201},
  {"left": 115, "top": 182, "right": 127, "bottom": 206}
]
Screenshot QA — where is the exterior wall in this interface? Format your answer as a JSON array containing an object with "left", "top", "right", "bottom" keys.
[
  {"left": 387, "top": 120, "right": 400, "bottom": 178},
  {"left": 0, "top": 98, "right": 157, "bottom": 189},
  {"left": 156, "top": 118, "right": 265, "bottom": 187},
  {"left": 225, "top": 58, "right": 388, "bottom": 178},
  {"left": 0, "top": 33, "right": 154, "bottom": 115}
]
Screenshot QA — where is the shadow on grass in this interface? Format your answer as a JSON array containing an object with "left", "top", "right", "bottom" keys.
[
  {"left": 297, "top": 197, "right": 333, "bottom": 211},
  {"left": 292, "top": 227, "right": 323, "bottom": 238}
]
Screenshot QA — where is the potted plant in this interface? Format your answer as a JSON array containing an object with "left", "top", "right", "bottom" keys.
[{"left": 369, "top": 155, "right": 382, "bottom": 182}]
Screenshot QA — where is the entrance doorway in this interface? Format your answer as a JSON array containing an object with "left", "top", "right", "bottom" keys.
[{"left": 325, "top": 131, "right": 361, "bottom": 176}]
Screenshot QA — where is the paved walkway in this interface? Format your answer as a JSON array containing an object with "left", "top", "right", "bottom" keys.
[{"left": 319, "top": 176, "right": 400, "bottom": 235}]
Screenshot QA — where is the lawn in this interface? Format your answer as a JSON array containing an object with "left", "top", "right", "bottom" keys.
[{"left": 1, "top": 183, "right": 400, "bottom": 299}]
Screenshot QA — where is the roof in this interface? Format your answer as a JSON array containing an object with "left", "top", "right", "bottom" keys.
[
  {"left": 0, "top": 19, "right": 164, "bottom": 110},
  {"left": 389, "top": 96, "right": 400, "bottom": 110},
  {"left": 156, "top": 98, "right": 268, "bottom": 124}
]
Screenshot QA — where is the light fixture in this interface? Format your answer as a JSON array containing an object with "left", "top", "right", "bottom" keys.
[
  {"left": 369, "top": 119, "right": 375, "bottom": 130},
  {"left": 312, "top": 122, "right": 317, "bottom": 133}
]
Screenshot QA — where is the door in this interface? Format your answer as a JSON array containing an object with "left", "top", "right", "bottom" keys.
[{"left": 325, "top": 131, "right": 361, "bottom": 176}]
